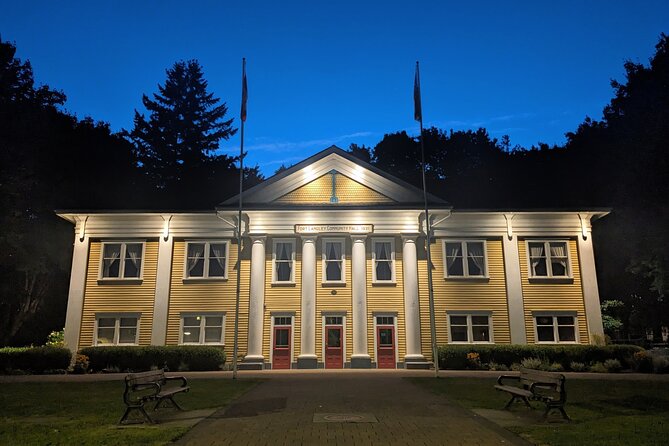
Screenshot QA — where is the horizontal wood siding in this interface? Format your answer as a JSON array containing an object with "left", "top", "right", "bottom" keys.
[
  {"left": 419, "top": 238, "right": 511, "bottom": 360},
  {"left": 166, "top": 240, "right": 249, "bottom": 358},
  {"left": 519, "top": 239, "right": 589, "bottom": 344},
  {"left": 79, "top": 241, "right": 158, "bottom": 348},
  {"left": 367, "top": 236, "right": 406, "bottom": 363},
  {"left": 315, "top": 240, "right": 353, "bottom": 362},
  {"left": 275, "top": 173, "right": 393, "bottom": 204}
]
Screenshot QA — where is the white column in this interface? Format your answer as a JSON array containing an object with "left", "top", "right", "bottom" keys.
[
  {"left": 63, "top": 235, "right": 89, "bottom": 351},
  {"left": 577, "top": 232, "right": 605, "bottom": 341},
  {"left": 402, "top": 235, "right": 426, "bottom": 364},
  {"left": 351, "top": 235, "right": 371, "bottom": 367},
  {"left": 244, "top": 235, "right": 266, "bottom": 366},
  {"left": 502, "top": 234, "right": 527, "bottom": 344},
  {"left": 298, "top": 235, "right": 318, "bottom": 368},
  {"left": 150, "top": 234, "right": 173, "bottom": 345}
]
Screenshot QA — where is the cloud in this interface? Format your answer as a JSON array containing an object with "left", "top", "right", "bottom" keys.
[
  {"left": 244, "top": 131, "right": 375, "bottom": 153},
  {"left": 433, "top": 112, "right": 535, "bottom": 129}
]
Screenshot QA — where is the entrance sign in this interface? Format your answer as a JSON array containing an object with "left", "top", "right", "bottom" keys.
[{"left": 295, "top": 224, "right": 373, "bottom": 234}]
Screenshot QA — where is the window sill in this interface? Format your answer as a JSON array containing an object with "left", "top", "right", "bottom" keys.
[
  {"left": 271, "top": 282, "right": 296, "bottom": 287},
  {"left": 444, "top": 276, "right": 490, "bottom": 283},
  {"left": 182, "top": 277, "right": 228, "bottom": 283},
  {"left": 321, "top": 282, "right": 347, "bottom": 287},
  {"left": 528, "top": 277, "right": 574, "bottom": 284},
  {"left": 448, "top": 341, "right": 494, "bottom": 345},
  {"left": 534, "top": 341, "right": 579, "bottom": 345},
  {"left": 372, "top": 281, "right": 397, "bottom": 286},
  {"left": 97, "top": 279, "right": 143, "bottom": 285},
  {"left": 94, "top": 343, "right": 139, "bottom": 347},
  {"left": 179, "top": 343, "right": 225, "bottom": 346}
]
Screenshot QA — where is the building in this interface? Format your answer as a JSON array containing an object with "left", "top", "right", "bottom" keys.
[{"left": 58, "top": 146, "right": 607, "bottom": 369}]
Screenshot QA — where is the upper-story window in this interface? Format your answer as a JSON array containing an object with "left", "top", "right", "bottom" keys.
[
  {"left": 527, "top": 241, "right": 570, "bottom": 278},
  {"left": 443, "top": 240, "right": 487, "bottom": 278},
  {"left": 372, "top": 238, "right": 395, "bottom": 283},
  {"left": 322, "top": 238, "right": 345, "bottom": 283},
  {"left": 273, "top": 239, "right": 295, "bottom": 283},
  {"left": 101, "top": 242, "right": 144, "bottom": 279},
  {"left": 185, "top": 241, "right": 229, "bottom": 279}
]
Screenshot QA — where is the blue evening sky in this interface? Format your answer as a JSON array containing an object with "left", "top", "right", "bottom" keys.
[{"left": 1, "top": 1, "right": 667, "bottom": 175}]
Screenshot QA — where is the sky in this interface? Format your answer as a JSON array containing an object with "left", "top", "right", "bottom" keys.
[{"left": 1, "top": 1, "right": 667, "bottom": 176}]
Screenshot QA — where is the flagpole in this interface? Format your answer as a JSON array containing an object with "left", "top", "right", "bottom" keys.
[
  {"left": 415, "top": 61, "right": 439, "bottom": 378},
  {"left": 232, "top": 57, "right": 247, "bottom": 380}
]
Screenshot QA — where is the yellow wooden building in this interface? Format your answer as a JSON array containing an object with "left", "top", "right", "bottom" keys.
[{"left": 58, "top": 146, "right": 607, "bottom": 369}]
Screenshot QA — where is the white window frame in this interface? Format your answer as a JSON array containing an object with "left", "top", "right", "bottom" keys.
[
  {"left": 98, "top": 241, "right": 146, "bottom": 281},
  {"left": 183, "top": 241, "right": 230, "bottom": 280},
  {"left": 272, "top": 238, "right": 296, "bottom": 284},
  {"left": 372, "top": 237, "right": 396, "bottom": 284},
  {"left": 533, "top": 313, "right": 579, "bottom": 344},
  {"left": 179, "top": 313, "right": 226, "bottom": 345},
  {"left": 526, "top": 240, "right": 572, "bottom": 279},
  {"left": 446, "top": 312, "right": 494, "bottom": 344},
  {"left": 322, "top": 238, "right": 346, "bottom": 284},
  {"left": 442, "top": 240, "right": 489, "bottom": 279},
  {"left": 94, "top": 313, "right": 140, "bottom": 346}
]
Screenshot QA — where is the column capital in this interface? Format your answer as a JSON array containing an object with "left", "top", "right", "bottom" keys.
[
  {"left": 351, "top": 234, "right": 367, "bottom": 243},
  {"left": 299, "top": 234, "right": 318, "bottom": 243},
  {"left": 401, "top": 233, "right": 420, "bottom": 242},
  {"left": 250, "top": 234, "right": 267, "bottom": 243}
]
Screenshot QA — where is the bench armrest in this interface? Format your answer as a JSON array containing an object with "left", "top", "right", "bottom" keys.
[
  {"left": 497, "top": 374, "right": 520, "bottom": 386},
  {"left": 165, "top": 375, "right": 188, "bottom": 388},
  {"left": 132, "top": 382, "right": 161, "bottom": 393},
  {"left": 528, "top": 381, "right": 558, "bottom": 393}
]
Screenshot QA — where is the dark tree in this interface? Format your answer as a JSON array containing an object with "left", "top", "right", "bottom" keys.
[{"left": 347, "top": 143, "right": 372, "bottom": 164}]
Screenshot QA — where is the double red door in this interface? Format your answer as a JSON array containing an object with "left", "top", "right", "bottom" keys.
[
  {"left": 325, "top": 325, "right": 343, "bottom": 369},
  {"left": 376, "top": 325, "right": 396, "bottom": 369},
  {"left": 272, "top": 326, "right": 291, "bottom": 369}
]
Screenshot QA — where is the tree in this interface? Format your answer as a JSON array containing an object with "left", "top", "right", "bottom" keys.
[
  {"left": 126, "top": 60, "right": 238, "bottom": 202},
  {"left": 347, "top": 143, "right": 372, "bottom": 163}
]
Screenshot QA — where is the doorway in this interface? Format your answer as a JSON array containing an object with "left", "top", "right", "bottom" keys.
[
  {"left": 376, "top": 316, "right": 396, "bottom": 369},
  {"left": 272, "top": 316, "right": 292, "bottom": 369},
  {"left": 324, "top": 316, "right": 344, "bottom": 369}
]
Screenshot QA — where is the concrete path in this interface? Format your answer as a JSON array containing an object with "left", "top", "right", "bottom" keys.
[{"left": 174, "top": 373, "right": 528, "bottom": 446}]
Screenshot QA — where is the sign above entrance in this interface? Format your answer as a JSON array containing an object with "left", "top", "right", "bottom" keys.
[{"left": 295, "top": 224, "right": 373, "bottom": 234}]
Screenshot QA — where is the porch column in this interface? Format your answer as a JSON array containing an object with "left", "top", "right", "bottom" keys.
[
  {"left": 297, "top": 235, "right": 318, "bottom": 368},
  {"left": 63, "top": 234, "right": 89, "bottom": 351},
  {"left": 351, "top": 235, "right": 371, "bottom": 368},
  {"left": 577, "top": 229, "right": 605, "bottom": 341},
  {"left": 243, "top": 235, "right": 266, "bottom": 368},
  {"left": 402, "top": 235, "right": 428, "bottom": 367},
  {"left": 502, "top": 233, "right": 527, "bottom": 344},
  {"left": 150, "top": 232, "right": 174, "bottom": 345}
]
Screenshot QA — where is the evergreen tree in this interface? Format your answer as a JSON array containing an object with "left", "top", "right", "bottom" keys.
[{"left": 126, "top": 60, "right": 237, "bottom": 192}]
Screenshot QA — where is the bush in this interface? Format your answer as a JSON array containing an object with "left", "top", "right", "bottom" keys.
[
  {"left": 79, "top": 346, "right": 226, "bottom": 372},
  {"left": 520, "top": 357, "right": 543, "bottom": 370},
  {"left": 590, "top": 362, "right": 607, "bottom": 373},
  {"left": 438, "top": 344, "right": 643, "bottom": 370},
  {"left": 547, "top": 362, "right": 564, "bottom": 372},
  {"left": 569, "top": 361, "right": 588, "bottom": 372},
  {"left": 603, "top": 359, "right": 622, "bottom": 373},
  {"left": 631, "top": 351, "right": 653, "bottom": 373},
  {"left": 487, "top": 361, "right": 509, "bottom": 371},
  {"left": 653, "top": 356, "right": 669, "bottom": 374},
  {"left": 72, "top": 354, "right": 90, "bottom": 374},
  {"left": 45, "top": 329, "right": 65, "bottom": 347},
  {"left": 0, "top": 346, "right": 72, "bottom": 374}
]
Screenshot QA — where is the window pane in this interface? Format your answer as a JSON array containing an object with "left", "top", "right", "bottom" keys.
[
  {"left": 119, "top": 327, "right": 137, "bottom": 344},
  {"left": 276, "top": 261, "right": 292, "bottom": 281},
  {"left": 471, "top": 316, "right": 488, "bottom": 325},
  {"left": 188, "top": 258, "right": 205, "bottom": 277},
  {"left": 187, "top": 243, "right": 205, "bottom": 258},
  {"left": 276, "top": 242, "right": 292, "bottom": 260},
  {"left": 275, "top": 329, "right": 289, "bottom": 347},
  {"left": 182, "top": 327, "right": 200, "bottom": 343},
  {"left": 449, "top": 316, "right": 467, "bottom": 325},
  {"left": 204, "top": 327, "right": 222, "bottom": 343},
  {"left": 532, "top": 258, "right": 548, "bottom": 276},
  {"left": 537, "top": 326, "right": 555, "bottom": 342},
  {"left": 450, "top": 326, "right": 468, "bottom": 342},
  {"left": 124, "top": 258, "right": 139, "bottom": 277},
  {"left": 375, "top": 242, "right": 391, "bottom": 260},
  {"left": 376, "top": 316, "right": 393, "bottom": 325},
  {"left": 379, "top": 328, "right": 393, "bottom": 346},
  {"left": 209, "top": 243, "right": 226, "bottom": 259},
  {"left": 98, "top": 317, "right": 116, "bottom": 327},
  {"left": 275, "top": 317, "right": 291, "bottom": 326},
  {"left": 467, "top": 257, "right": 483, "bottom": 276},
  {"left": 209, "top": 258, "right": 225, "bottom": 276},
  {"left": 325, "top": 316, "right": 343, "bottom": 325},
  {"left": 558, "top": 326, "right": 576, "bottom": 342},
  {"left": 97, "top": 328, "right": 115, "bottom": 344},
  {"left": 205, "top": 316, "right": 223, "bottom": 327},
  {"left": 326, "top": 261, "right": 342, "bottom": 281},
  {"left": 551, "top": 260, "right": 568, "bottom": 276},
  {"left": 557, "top": 316, "right": 574, "bottom": 326},
  {"left": 445, "top": 242, "right": 463, "bottom": 276},
  {"left": 103, "top": 259, "right": 120, "bottom": 278},
  {"left": 183, "top": 316, "right": 201, "bottom": 327},
  {"left": 472, "top": 325, "right": 490, "bottom": 342},
  {"left": 120, "top": 317, "right": 137, "bottom": 328},
  {"left": 327, "top": 329, "right": 341, "bottom": 347},
  {"left": 376, "top": 261, "right": 392, "bottom": 280},
  {"left": 536, "top": 316, "right": 553, "bottom": 326}
]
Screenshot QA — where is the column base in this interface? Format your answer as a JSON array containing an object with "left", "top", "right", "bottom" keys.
[
  {"left": 239, "top": 355, "right": 265, "bottom": 370},
  {"left": 351, "top": 354, "right": 372, "bottom": 369},
  {"left": 404, "top": 354, "right": 431, "bottom": 370},
  {"left": 297, "top": 354, "right": 318, "bottom": 369}
]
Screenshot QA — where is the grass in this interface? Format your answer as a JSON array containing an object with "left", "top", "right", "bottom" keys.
[
  {"left": 0, "top": 378, "right": 258, "bottom": 446},
  {"left": 411, "top": 377, "right": 669, "bottom": 446}
]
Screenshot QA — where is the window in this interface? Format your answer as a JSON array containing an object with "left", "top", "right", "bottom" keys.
[
  {"left": 185, "top": 241, "right": 229, "bottom": 279},
  {"left": 274, "top": 316, "right": 292, "bottom": 326},
  {"left": 325, "top": 316, "right": 343, "bottom": 325},
  {"left": 272, "top": 239, "right": 295, "bottom": 283},
  {"left": 535, "top": 315, "right": 577, "bottom": 343},
  {"left": 527, "top": 241, "right": 570, "bottom": 278},
  {"left": 376, "top": 316, "right": 394, "bottom": 325},
  {"left": 100, "top": 242, "right": 144, "bottom": 279},
  {"left": 443, "top": 241, "right": 487, "bottom": 278},
  {"left": 180, "top": 314, "right": 225, "bottom": 344},
  {"left": 95, "top": 315, "right": 139, "bottom": 345},
  {"left": 322, "top": 238, "right": 345, "bottom": 283},
  {"left": 372, "top": 238, "right": 395, "bottom": 283},
  {"left": 448, "top": 313, "right": 492, "bottom": 343}
]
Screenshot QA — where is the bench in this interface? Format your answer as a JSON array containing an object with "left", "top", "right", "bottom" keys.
[
  {"left": 119, "top": 369, "right": 190, "bottom": 424},
  {"left": 494, "top": 367, "right": 569, "bottom": 421}
]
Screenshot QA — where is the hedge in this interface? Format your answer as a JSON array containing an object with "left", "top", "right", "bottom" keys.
[
  {"left": 438, "top": 344, "right": 643, "bottom": 370},
  {"left": 0, "top": 346, "right": 72, "bottom": 374},
  {"left": 79, "top": 346, "right": 226, "bottom": 372}
]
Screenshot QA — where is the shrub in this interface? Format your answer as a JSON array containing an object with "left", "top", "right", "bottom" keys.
[
  {"left": 546, "top": 362, "right": 564, "bottom": 372},
  {"left": 71, "top": 354, "right": 89, "bottom": 374},
  {"left": 603, "top": 358, "right": 622, "bottom": 373},
  {"left": 79, "top": 346, "right": 226, "bottom": 372},
  {"left": 466, "top": 352, "right": 482, "bottom": 370},
  {"left": 0, "top": 346, "right": 72, "bottom": 374},
  {"left": 569, "top": 361, "right": 588, "bottom": 372},
  {"left": 631, "top": 351, "right": 653, "bottom": 373},
  {"left": 487, "top": 361, "right": 509, "bottom": 371},
  {"left": 45, "top": 329, "right": 65, "bottom": 347},
  {"left": 653, "top": 356, "right": 669, "bottom": 374},
  {"left": 520, "top": 357, "right": 543, "bottom": 370},
  {"left": 590, "top": 362, "right": 608, "bottom": 373},
  {"left": 510, "top": 363, "right": 522, "bottom": 371},
  {"left": 438, "top": 344, "right": 643, "bottom": 370}
]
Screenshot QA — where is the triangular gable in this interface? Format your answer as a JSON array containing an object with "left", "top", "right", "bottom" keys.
[{"left": 221, "top": 146, "right": 448, "bottom": 207}]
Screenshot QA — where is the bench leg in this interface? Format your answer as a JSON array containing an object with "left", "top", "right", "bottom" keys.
[
  {"left": 154, "top": 396, "right": 184, "bottom": 411},
  {"left": 120, "top": 405, "right": 155, "bottom": 424},
  {"left": 542, "top": 405, "right": 570, "bottom": 422},
  {"left": 504, "top": 394, "right": 532, "bottom": 410}
]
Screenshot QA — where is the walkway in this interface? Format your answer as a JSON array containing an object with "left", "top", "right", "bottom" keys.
[{"left": 174, "top": 372, "right": 527, "bottom": 446}]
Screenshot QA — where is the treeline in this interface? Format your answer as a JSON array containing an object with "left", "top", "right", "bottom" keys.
[{"left": 1, "top": 35, "right": 667, "bottom": 345}]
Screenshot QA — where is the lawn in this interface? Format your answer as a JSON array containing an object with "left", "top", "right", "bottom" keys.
[
  {"left": 411, "top": 377, "right": 669, "bottom": 446},
  {"left": 0, "top": 378, "right": 257, "bottom": 446}
]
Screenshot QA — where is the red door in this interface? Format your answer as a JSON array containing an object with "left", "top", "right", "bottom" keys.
[
  {"left": 273, "top": 326, "right": 291, "bottom": 369},
  {"left": 376, "top": 325, "right": 396, "bottom": 369},
  {"left": 325, "top": 326, "right": 343, "bottom": 369}
]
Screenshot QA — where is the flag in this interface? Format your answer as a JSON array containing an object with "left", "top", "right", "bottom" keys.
[
  {"left": 241, "top": 58, "right": 248, "bottom": 122},
  {"left": 413, "top": 61, "right": 422, "bottom": 122}
]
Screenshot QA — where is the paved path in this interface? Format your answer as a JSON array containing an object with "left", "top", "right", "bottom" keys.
[{"left": 174, "top": 373, "right": 527, "bottom": 446}]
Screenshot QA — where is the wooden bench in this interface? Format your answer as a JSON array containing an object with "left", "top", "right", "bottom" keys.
[
  {"left": 119, "top": 369, "right": 190, "bottom": 424},
  {"left": 494, "top": 367, "right": 569, "bottom": 421}
]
